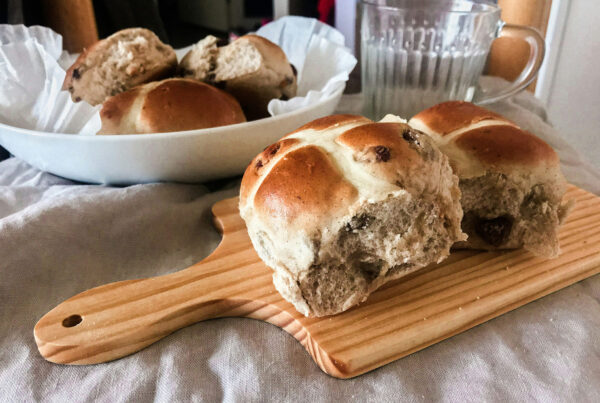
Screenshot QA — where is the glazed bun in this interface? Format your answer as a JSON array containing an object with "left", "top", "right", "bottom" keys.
[
  {"left": 239, "top": 114, "right": 466, "bottom": 317},
  {"left": 180, "top": 34, "right": 297, "bottom": 120},
  {"left": 409, "top": 101, "right": 572, "bottom": 257},
  {"left": 63, "top": 28, "right": 177, "bottom": 106},
  {"left": 98, "top": 78, "right": 246, "bottom": 134}
]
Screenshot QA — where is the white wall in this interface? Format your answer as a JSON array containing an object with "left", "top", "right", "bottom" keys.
[{"left": 540, "top": 0, "right": 600, "bottom": 170}]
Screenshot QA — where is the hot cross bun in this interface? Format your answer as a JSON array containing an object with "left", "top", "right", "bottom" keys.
[{"left": 239, "top": 114, "right": 465, "bottom": 317}]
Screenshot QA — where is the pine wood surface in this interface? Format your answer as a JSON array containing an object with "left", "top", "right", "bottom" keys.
[{"left": 34, "top": 185, "right": 600, "bottom": 379}]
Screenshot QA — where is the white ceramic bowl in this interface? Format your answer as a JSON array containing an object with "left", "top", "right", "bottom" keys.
[{"left": 0, "top": 87, "right": 343, "bottom": 184}]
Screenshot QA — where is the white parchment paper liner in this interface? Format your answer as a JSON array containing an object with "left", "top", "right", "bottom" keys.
[
  {"left": 0, "top": 17, "right": 356, "bottom": 135},
  {"left": 257, "top": 16, "right": 356, "bottom": 116},
  {"left": 0, "top": 24, "right": 101, "bottom": 134}
]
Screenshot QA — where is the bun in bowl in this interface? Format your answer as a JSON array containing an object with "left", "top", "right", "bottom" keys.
[
  {"left": 98, "top": 78, "right": 246, "bottom": 134},
  {"left": 63, "top": 28, "right": 177, "bottom": 106},
  {"left": 180, "top": 34, "right": 297, "bottom": 120}
]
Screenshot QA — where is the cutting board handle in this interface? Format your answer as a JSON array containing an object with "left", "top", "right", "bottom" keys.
[
  {"left": 34, "top": 197, "right": 261, "bottom": 365},
  {"left": 34, "top": 266, "right": 223, "bottom": 364}
]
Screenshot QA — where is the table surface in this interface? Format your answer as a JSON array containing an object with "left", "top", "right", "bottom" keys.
[{"left": 1, "top": 84, "right": 599, "bottom": 401}]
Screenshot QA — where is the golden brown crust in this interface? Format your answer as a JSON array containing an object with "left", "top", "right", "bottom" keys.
[
  {"left": 286, "top": 114, "right": 372, "bottom": 137},
  {"left": 98, "top": 78, "right": 246, "bottom": 134},
  {"left": 140, "top": 79, "right": 245, "bottom": 133},
  {"left": 253, "top": 145, "right": 358, "bottom": 226},
  {"left": 454, "top": 125, "right": 559, "bottom": 167},
  {"left": 98, "top": 86, "right": 140, "bottom": 133},
  {"left": 411, "top": 101, "right": 512, "bottom": 136},
  {"left": 240, "top": 138, "right": 300, "bottom": 204},
  {"left": 335, "top": 122, "right": 424, "bottom": 186}
]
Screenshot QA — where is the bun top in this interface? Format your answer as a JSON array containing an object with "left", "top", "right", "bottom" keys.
[
  {"left": 239, "top": 114, "right": 454, "bottom": 235},
  {"left": 409, "top": 101, "right": 512, "bottom": 137},
  {"left": 99, "top": 78, "right": 246, "bottom": 134},
  {"left": 409, "top": 101, "right": 561, "bottom": 182}
]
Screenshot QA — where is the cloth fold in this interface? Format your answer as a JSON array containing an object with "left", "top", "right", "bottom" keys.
[{"left": 1, "top": 88, "right": 599, "bottom": 401}]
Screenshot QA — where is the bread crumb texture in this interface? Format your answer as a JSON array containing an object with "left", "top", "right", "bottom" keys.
[
  {"left": 64, "top": 28, "right": 177, "bottom": 105},
  {"left": 409, "top": 101, "right": 570, "bottom": 258}
]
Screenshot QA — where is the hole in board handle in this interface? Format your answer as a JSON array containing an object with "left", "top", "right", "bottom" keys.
[{"left": 62, "top": 314, "right": 82, "bottom": 328}]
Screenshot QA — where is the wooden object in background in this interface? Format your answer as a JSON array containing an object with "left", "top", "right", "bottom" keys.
[
  {"left": 41, "top": 0, "right": 98, "bottom": 53},
  {"left": 486, "top": 0, "right": 552, "bottom": 91},
  {"left": 35, "top": 185, "right": 600, "bottom": 379}
]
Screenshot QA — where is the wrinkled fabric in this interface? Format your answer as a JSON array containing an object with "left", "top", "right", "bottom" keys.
[{"left": 1, "top": 89, "right": 600, "bottom": 401}]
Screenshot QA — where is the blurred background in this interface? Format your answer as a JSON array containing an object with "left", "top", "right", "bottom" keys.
[{"left": 1, "top": 0, "right": 598, "bottom": 169}]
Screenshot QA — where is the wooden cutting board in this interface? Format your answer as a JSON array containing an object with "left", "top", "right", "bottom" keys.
[{"left": 34, "top": 185, "right": 600, "bottom": 379}]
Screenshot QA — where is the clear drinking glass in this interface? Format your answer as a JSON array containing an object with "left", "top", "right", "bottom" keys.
[{"left": 360, "top": 0, "right": 545, "bottom": 119}]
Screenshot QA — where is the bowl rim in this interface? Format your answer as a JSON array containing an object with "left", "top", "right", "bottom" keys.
[{"left": 0, "top": 87, "right": 345, "bottom": 142}]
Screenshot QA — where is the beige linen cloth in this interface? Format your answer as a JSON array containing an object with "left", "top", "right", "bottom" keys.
[{"left": 1, "top": 82, "right": 599, "bottom": 402}]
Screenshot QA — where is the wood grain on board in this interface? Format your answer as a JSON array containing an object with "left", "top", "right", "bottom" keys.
[{"left": 35, "top": 185, "right": 600, "bottom": 379}]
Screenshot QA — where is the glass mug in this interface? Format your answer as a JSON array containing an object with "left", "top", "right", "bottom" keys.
[{"left": 360, "top": 0, "right": 545, "bottom": 119}]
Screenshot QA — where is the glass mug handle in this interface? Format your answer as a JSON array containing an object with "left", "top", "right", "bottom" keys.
[{"left": 476, "top": 23, "right": 546, "bottom": 105}]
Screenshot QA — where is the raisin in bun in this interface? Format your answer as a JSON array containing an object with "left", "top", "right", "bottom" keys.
[
  {"left": 98, "top": 78, "right": 246, "bottom": 134},
  {"left": 180, "top": 34, "right": 297, "bottom": 120},
  {"left": 63, "top": 28, "right": 177, "bottom": 106},
  {"left": 239, "top": 114, "right": 466, "bottom": 317},
  {"left": 409, "top": 101, "right": 572, "bottom": 257}
]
